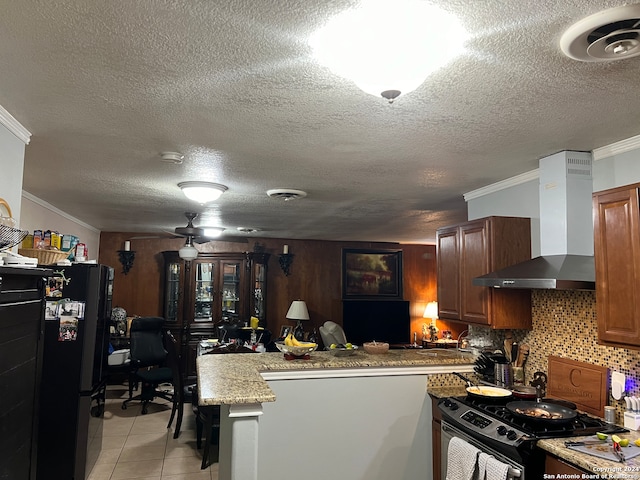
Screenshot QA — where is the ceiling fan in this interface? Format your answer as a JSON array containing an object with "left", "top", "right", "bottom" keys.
[
  {"left": 172, "top": 212, "right": 249, "bottom": 245},
  {"left": 127, "top": 213, "right": 250, "bottom": 249}
]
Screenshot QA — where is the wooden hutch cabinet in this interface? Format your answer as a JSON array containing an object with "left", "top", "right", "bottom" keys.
[
  {"left": 593, "top": 184, "right": 640, "bottom": 348},
  {"left": 436, "top": 216, "right": 532, "bottom": 329},
  {"left": 162, "top": 251, "right": 269, "bottom": 380}
]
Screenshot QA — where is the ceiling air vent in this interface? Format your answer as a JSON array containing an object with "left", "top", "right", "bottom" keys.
[
  {"left": 266, "top": 189, "right": 308, "bottom": 201},
  {"left": 560, "top": 4, "right": 640, "bottom": 62}
]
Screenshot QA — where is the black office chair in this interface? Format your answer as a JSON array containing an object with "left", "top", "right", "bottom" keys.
[{"left": 121, "top": 318, "right": 183, "bottom": 437}]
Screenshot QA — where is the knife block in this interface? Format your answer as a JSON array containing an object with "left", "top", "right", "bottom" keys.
[{"left": 624, "top": 411, "right": 640, "bottom": 430}]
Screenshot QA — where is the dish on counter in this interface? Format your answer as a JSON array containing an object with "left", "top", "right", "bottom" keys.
[
  {"left": 274, "top": 341, "right": 317, "bottom": 356},
  {"left": 327, "top": 345, "right": 358, "bottom": 356}
]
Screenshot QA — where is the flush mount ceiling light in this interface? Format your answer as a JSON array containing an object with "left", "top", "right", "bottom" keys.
[
  {"left": 178, "top": 181, "right": 228, "bottom": 204},
  {"left": 310, "top": 0, "right": 467, "bottom": 102},
  {"left": 266, "top": 188, "right": 308, "bottom": 201},
  {"left": 560, "top": 4, "right": 640, "bottom": 62}
]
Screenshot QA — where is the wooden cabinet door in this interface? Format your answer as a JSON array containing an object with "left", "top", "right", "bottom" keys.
[
  {"left": 437, "top": 226, "right": 460, "bottom": 319},
  {"left": 544, "top": 453, "right": 587, "bottom": 475},
  {"left": 436, "top": 216, "right": 531, "bottom": 329},
  {"left": 459, "top": 219, "right": 491, "bottom": 325},
  {"left": 594, "top": 187, "right": 640, "bottom": 346}
]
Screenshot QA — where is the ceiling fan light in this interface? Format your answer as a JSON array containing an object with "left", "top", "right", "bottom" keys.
[
  {"left": 202, "top": 226, "right": 225, "bottom": 238},
  {"left": 178, "top": 181, "right": 228, "bottom": 204},
  {"left": 178, "top": 236, "right": 199, "bottom": 261}
]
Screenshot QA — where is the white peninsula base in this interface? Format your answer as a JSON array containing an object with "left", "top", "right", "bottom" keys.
[{"left": 216, "top": 364, "right": 473, "bottom": 480}]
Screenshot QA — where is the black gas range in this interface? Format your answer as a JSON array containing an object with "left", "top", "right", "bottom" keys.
[{"left": 438, "top": 396, "right": 627, "bottom": 479}]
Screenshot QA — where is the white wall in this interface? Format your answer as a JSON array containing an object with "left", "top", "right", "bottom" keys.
[
  {"left": 257, "top": 373, "right": 432, "bottom": 480},
  {"left": 466, "top": 175, "right": 541, "bottom": 256},
  {"left": 593, "top": 147, "right": 640, "bottom": 192},
  {"left": 465, "top": 138, "right": 640, "bottom": 258},
  {"left": 0, "top": 120, "right": 27, "bottom": 225},
  {"left": 20, "top": 192, "right": 101, "bottom": 258},
  {"left": 0, "top": 104, "right": 101, "bottom": 259}
]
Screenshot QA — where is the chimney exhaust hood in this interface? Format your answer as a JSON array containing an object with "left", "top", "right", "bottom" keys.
[{"left": 473, "top": 151, "right": 595, "bottom": 290}]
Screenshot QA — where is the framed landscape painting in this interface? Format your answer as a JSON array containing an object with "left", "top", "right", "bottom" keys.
[{"left": 342, "top": 249, "right": 403, "bottom": 299}]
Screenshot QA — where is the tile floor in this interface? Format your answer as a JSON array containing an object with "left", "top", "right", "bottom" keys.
[{"left": 88, "top": 383, "right": 218, "bottom": 480}]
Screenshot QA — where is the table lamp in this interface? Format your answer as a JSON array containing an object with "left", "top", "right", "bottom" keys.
[
  {"left": 423, "top": 301, "right": 439, "bottom": 342},
  {"left": 286, "top": 300, "right": 310, "bottom": 340}
]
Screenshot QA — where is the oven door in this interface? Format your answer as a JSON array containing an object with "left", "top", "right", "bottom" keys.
[{"left": 441, "top": 420, "right": 524, "bottom": 480}]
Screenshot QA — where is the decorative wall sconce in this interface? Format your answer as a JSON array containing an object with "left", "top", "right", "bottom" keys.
[
  {"left": 279, "top": 244, "right": 293, "bottom": 276},
  {"left": 117, "top": 249, "right": 136, "bottom": 275}
]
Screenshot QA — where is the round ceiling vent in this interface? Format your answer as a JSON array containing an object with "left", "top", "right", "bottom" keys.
[
  {"left": 560, "top": 4, "right": 640, "bottom": 62},
  {"left": 266, "top": 188, "right": 308, "bottom": 200}
]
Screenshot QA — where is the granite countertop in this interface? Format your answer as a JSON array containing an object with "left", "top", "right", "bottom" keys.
[
  {"left": 196, "top": 349, "right": 475, "bottom": 406},
  {"left": 538, "top": 431, "right": 640, "bottom": 474}
]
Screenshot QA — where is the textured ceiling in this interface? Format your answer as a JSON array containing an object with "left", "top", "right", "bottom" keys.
[{"left": 2, "top": 0, "right": 640, "bottom": 243}]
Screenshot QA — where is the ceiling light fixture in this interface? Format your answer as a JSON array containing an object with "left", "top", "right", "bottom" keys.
[
  {"left": 310, "top": 0, "right": 467, "bottom": 102},
  {"left": 160, "top": 151, "right": 184, "bottom": 164},
  {"left": 202, "top": 227, "right": 225, "bottom": 238},
  {"left": 266, "top": 188, "right": 307, "bottom": 201},
  {"left": 178, "top": 181, "right": 228, "bottom": 204},
  {"left": 178, "top": 236, "right": 199, "bottom": 261}
]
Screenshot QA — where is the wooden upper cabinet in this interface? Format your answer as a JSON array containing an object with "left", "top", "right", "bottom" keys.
[
  {"left": 436, "top": 225, "right": 460, "bottom": 319},
  {"left": 437, "top": 216, "right": 532, "bottom": 329},
  {"left": 593, "top": 185, "right": 640, "bottom": 347}
]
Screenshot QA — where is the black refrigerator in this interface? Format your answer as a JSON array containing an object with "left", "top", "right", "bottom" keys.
[{"left": 36, "top": 263, "right": 114, "bottom": 480}]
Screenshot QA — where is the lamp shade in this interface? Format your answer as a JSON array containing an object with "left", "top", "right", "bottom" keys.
[
  {"left": 178, "top": 181, "right": 228, "bottom": 204},
  {"left": 178, "top": 237, "right": 199, "bottom": 261},
  {"left": 423, "top": 301, "right": 438, "bottom": 320},
  {"left": 286, "top": 300, "right": 310, "bottom": 321}
]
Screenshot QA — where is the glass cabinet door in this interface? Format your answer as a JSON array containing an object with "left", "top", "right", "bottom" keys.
[
  {"left": 252, "top": 262, "right": 266, "bottom": 320},
  {"left": 164, "top": 261, "right": 181, "bottom": 323},
  {"left": 194, "top": 262, "right": 215, "bottom": 322},
  {"left": 221, "top": 261, "right": 242, "bottom": 322}
]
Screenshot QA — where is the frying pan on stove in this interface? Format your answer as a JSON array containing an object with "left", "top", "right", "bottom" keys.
[
  {"left": 506, "top": 400, "right": 578, "bottom": 424},
  {"left": 453, "top": 372, "right": 513, "bottom": 402}
]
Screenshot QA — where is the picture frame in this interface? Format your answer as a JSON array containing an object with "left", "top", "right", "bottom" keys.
[
  {"left": 342, "top": 248, "right": 403, "bottom": 299},
  {"left": 278, "top": 324, "right": 293, "bottom": 339}
]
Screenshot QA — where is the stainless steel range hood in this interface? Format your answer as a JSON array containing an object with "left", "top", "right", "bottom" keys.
[{"left": 473, "top": 151, "right": 595, "bottom": 290}]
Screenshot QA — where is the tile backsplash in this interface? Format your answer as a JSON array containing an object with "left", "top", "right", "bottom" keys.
[{"left": 472, "top": 289, "right": 640, "bottom": 424}]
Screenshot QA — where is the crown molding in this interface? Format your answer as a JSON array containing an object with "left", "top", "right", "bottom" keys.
[
  {"left": 593, "top": 133, "right": 640, "bottom": 161},
  {"left": 0, "top": 104, "right": 31, "bottom": 145},
  {"left": 464, "top": 169, "right": 539, "bottom": 202},
  {"left": 21, "top": 191, "right": 100, "bottom": 233}
]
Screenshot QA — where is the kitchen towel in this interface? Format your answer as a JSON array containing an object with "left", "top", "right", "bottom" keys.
[
  {"left": 445, "top": 436, "right": 480, "bottom": 480},
  {"left": 485, "top": 456, "right": 510, "bottom": 480},
  {"left": 476, "top": 452, "right": 491, "bottom": 479}
]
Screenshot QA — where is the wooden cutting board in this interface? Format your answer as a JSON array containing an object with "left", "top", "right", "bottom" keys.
[{"left": 547, "top": 356, "right": 609, "bottom": 417}]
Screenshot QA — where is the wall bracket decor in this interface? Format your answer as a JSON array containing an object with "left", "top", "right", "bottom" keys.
[
  {"left": 279, "top": 253, "right": 294, "bottom": 276},
  {"left": 117, "top": 250, "right": 135, "bottom": 275}
]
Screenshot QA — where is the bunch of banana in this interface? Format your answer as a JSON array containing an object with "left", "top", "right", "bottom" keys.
[{"left": 284, "top": 332, "right": 317, "bottom": 348}]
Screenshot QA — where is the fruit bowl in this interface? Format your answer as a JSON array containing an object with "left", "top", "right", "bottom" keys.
[
  {"left": 327, "top": 345, "right": 358, "bottom": 357},
  {"left": 363, "top": 342, "right": 389, "bottom": 354},
  {"left": 274, "top": 341, "right": 317, "bottom": 356}
]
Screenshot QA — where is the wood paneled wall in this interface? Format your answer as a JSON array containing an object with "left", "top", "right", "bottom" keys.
[{"left": 99, "top": 233, "right": 458, "bottom": 343}]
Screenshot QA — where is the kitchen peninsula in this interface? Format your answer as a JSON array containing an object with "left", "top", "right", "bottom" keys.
[{"left": 197, "top": 349, "right": 474, "bottom": 480}]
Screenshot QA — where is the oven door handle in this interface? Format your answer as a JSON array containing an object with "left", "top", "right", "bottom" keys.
[{"left": 441, "top": 424, "right": 523, "bottom": 479}]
